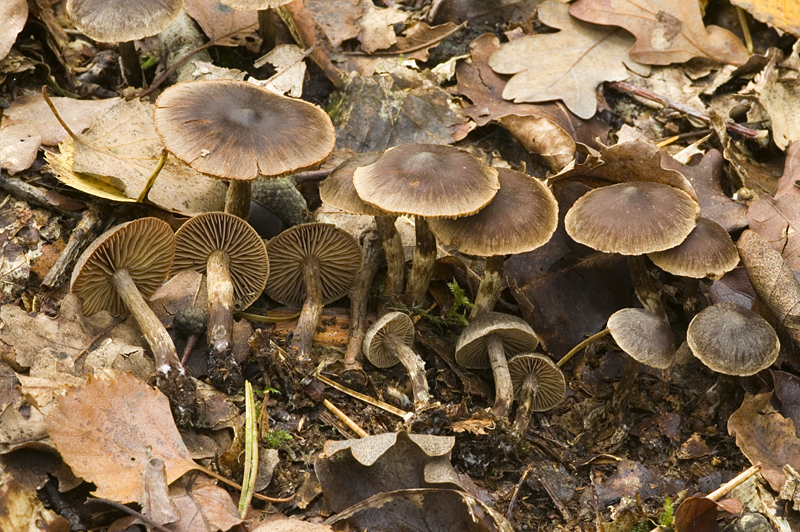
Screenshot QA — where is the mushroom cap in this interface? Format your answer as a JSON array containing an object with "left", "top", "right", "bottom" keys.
[
  {"left": 687, "top": 302, "right": 779, "bottom": 376},
  {"left": 428, "top": 167, "right": 558, "bottom": 256},
  {"left": 508, "top": 353, "right": 565, "bottom": 412},
  {"left": 455, "top": 312, "right": 539, "bottom": 369},
  {"left": 220, "top": 0, "right": 292, "bottom": 9},
  {"left": 66, "top": 0, "right": 182, "bottom": 42},
  {"left": 352, "top": 144, "right": 500, "bottom": 219},
  {"left": 607, "top": 308, "right": 676, "bottom": 369},
  {"left": 265, "top": 223, "right": 364, "bottom": 306},
  {"left": 71, "top": 217, "right": 175, "bottom": 316},
  {"left": 362, "top": 312, "right": 415, "bottom": 368},
  {"left": 565, "top": 181, "right": 699, "bottom": 255},
  {"left": 319, "top": 152, "right": 386, "bottom": 216},
  {"left": 647, "top": 217, "right": 738, "bottom": 279},
  {"left": 172, "top": 212, "right": 269, "bottom": 310},
  {"left": 153, "top": 80, "right": 336, "bottom": 181}
]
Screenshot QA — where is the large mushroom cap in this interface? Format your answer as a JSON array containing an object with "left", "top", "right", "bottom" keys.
[
  {"left": 67, "top": 0, "right": 182, "bottom": 42},
  {"left": 265, "top": 223, "right": 363, "bottom": 307},
  {"left": 172, "top": 212, "right": 269, "bottom": 310},
  {"left": 154, "top": 80, "right": 336, "bottom": 181},
  {"left": 607, "top": 308, "right": 676, "bottom": 369},
  {"left": 352, "top": 144, "right": 500, "bottom": 219},
  {"left": 455, "top": 312, "right": 539, "bottom": 369},
  {"left": 508, "top": 354, "right": 565, "bottom": 412},
  {"left": 429, "top": 167, "right": 558, "bottom": 256},
  {"left": 565, "top": 181, "right": 699, "bottom": 255},
  {"left": 687, "top": 302, "right": 779, "bottom": 376},
  {"left": 319, "top": 152, "right": 385, "bottom": 216},
  {"left": 362, "top": 312, "right": 415, "bottom": 368},
  {"left": 647, "top": 217, "right": 738, "bottom": 279},
  {"left": 71, "top": 217, "right": 175, "bottom": 316}
]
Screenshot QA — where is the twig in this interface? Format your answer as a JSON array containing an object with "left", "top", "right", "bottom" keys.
[
  {"left": 43, "top": 205, "right": 101, "bottom": 289},
  {"left": 707, "top": 464, "right": 761, "bottom": 501},
  {"left": 323, "top": 399, "right": 369, "bottom": 437},
  {"left": 315, "top": 372, "right": 414, "bottom": 422},
  {"left": 607, "top": 81, "right": 762, "bottom": 139},
  {"left": 136, "top": 39, "right": 217, "bottom": 101},
  {"left": 345, "top": 21, "right": 467, "bottom": 56},
  {"left": 506, "top": 463, "right": 533, "bottom": 521},
  {"left": 85, "top": 498, "right": 172, "bottom": 532}
]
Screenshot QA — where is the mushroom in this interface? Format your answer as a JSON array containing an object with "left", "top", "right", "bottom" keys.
[
  {"left": 153, "top": 79, "right": 335, "bottom": 220},
  {"left": 429, "top": 167, "right": 558, "bottom": 318},
  {"left": 508, "top": 354, "right": 565, "bottom": 434},
  {"left": 353, "top": 144, "right": 499, "bottom": 306},
  {"left": 70, "top": 217, "right": 195, "bottom": 421},
  {"left": 172, "top": 212, "right": 269, "bottom": 393},
  {"left": 265, "top": 223, "right": 363, "bottom": 359},
  {"left": 455, "top": 312, "right": 540, "bottom": 417},
  {"left": 320, "top": 151, "right": 405, "bottom": 302},
  {"left": 362, "top": 312, "right": 430, "bottom": 407},
  {"left": 66, "top": 0, "right": 182, "bottom": 87},
  {"left": 686, "top": 302, "right": 779, "bottom": 376}
]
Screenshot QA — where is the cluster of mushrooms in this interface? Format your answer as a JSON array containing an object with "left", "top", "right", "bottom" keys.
[{"left": 62, "top": 0, "right": 784, "bottom": 429}]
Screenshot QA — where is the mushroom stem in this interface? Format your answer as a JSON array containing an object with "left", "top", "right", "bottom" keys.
[
  {"left": 206, "top": 250, "right": 234, "bottom": 356},
  {"left": 471, "top": 255, "right": 505, "bottom": 319},
  {"left": 293, "top": 257, "right": 324, "bottom": 359},
  {"left": 345, "top": 229, "right": 382, "bottom": 370},
  {"left": 512, "top": 372, "right": 538, "bottom": 435},
  {"left": 383, "top": 334, "right": 430, "bottom": 407},
  {"left": 258, "top": 9, "right": 278, "bottom": 51},
  {"left": 406, "top": 216, "right": 436, "bottom": 307},
  {"left": 118, "top": 41, "right": 144, "bottom": 88},
  {"left": 374, "top": 215, "right": 405, "bottom": 304},
  {"left": 485, "top": 332, "right": 514, "bottom": 417},
  {"left": 627, "top": 256, "right": 667, "bottom": 321},
  {"left": 110, "top": 267, "right": 180, "bottom": 370},
  {"left": 225, "top": 181, "right": 252, "bottom": 220}
]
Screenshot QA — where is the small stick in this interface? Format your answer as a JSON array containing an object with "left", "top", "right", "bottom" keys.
[
  {"left": 736, "top": 7, "right": 753, "bottom": 54},
  {"left": 43, "top": 205, "right": 102, "bottom": 289},
  {"left": 707, "top": 464, "right": 761, "bottom": 501},
  {"left": 506, "top": 463, "right": 533, "bottom": 521},
  {"left": 136, "top": 149, "right": 168, "bottom": 202},
  {"left": 323, "top": 399, "right": 368, "bottom": 437},
  {"left": 314, "top": 372, "right": 414, "bottom": 422}
]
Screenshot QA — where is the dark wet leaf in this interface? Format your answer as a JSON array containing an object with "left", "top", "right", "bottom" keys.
[
  {"left": 674, "top": 496, "right": 722, "bottom": 532},
  {"left": 771, "top": 370, "right": 800, "bottom": 435},
  {"left": 708, "top": 267, "right": 755, "bottom": 308},
  {"left": 747, "top": 194, "right": 800, "bottom": 270}
]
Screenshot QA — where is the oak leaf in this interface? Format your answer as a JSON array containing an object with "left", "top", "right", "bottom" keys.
[{"left": 730, "top": 0, "right": 800, "bottom": 37}]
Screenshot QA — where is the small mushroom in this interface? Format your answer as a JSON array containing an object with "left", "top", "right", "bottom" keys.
[
  {"left": 687, "top": 302, "right": 779, "bottom": 376},
  {"left": 66, "top": 0, "right": 182, "bottom": 87},
  {"left": 154, "top": 79, "right": 335, "bottom": 219},
  {"left": 172, "top": 212, "right": 269, "bottom": 392},
  {"left": 265, "top": 223, "right": 363, "bottom": 359},
  {"left": 455, "top": 312, "right": 540, "bottom": 417},
  {"left": 508, "top": 354, "right": 565, "bottom": 434},
  {"left": 70, "top": 217, "right": 195, "bottom": 421},
  {"left": 362, "top": 312, "right": 430, "bottom": 407}
]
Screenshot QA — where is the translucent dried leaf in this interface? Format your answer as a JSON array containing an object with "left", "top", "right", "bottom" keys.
[
  {"left": 0, "top": 0, "right": 27, "bottom": 61},
  {"left": 730, "top": 0, "right": 800, "bottom": 38}
]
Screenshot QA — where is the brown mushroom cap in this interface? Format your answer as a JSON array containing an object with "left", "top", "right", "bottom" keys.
[
  {"left": 153, "top": 80, "right": 336, "bottom": 181},
  {"left": 455, "top": 312, "right": 539, "bottom": 369},
  {"left": 607, "top": 308, "right": 676, "bottom": 369},
  {"left": 647, "top": 217, "right": 738, "bottom": 279},
  {"left": 508, "top": 354, "right": 565, "bottom": 412},
  {"left": 172, "top": 212, "right": 269, "bottom": 310},
  {"left": 352, "top": 144, "right": 500, "bottom": 219},
  {"left": 565, "top": 181, "right": 699, "bottom": 255},
  {"left": 221, "top": 0, "right": 292, "bottom": 8},
  {"left": 319, "top": 152, "right": 386, "bottom": 216},
  {"left": 429, "top": 167, "right": 558, "bottom": 256},
  {"left": 362, "top": 312, "right": 415, "bottom": 368},
  {"left": 265, "top": 223, "right": 363, "bottom": 306},
  {"left": 67, "top": 0, "right": 182, "bottom": 42},
  {"left": 687, "top": 302, "right": 779, "bottom": 376},
  {"left": 71, "top": 217, "right": 174, "bottom": 316}
]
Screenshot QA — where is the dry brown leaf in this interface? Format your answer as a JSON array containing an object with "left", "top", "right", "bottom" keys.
[
  {"left": 46, "top": 373, "right": 199, "bottom": 503},
  {"left": 570, "top": 0, "right": 749, "bottom": 65},
  {"left": 775, "top": 142, "right": 800, "bottom": 199},
  {"left": 754, "top": 52, "right": 800, "bottom": 151},
  {"left": 0, "top": 0, "right": 27, "bottom": 61},
  {"left": 488, "top": 1, "right": 650, "bottom": 119},
  {"left": 388, "top": 21, "right": 460, "bottom": 62},
  {"left": 747, "top": 195, "right": 800, "bottom": 270},
  {"left": 0, "top": 390, "right": 51, "bottom": 453},
  {"left": 254, "top": 44, "right": 306, "bottom": 98},
  {"left": 674, "top": 496, "right": 729, "bottom": 532},
  {"left": 252, "top": 517, "right": 334, "bottom": 532},
  {"left": 306, "top": 0, "right": 366, "bottom": 47},
  {"left": 730, "top": 0, "right": 800, "bottom": 37},
  {"left": 185, "top": 0, "right": 261, "bottom": 52},
  {"left": 357, "top": 4, "right": 408, "bottom": 53},
  {"left": 728, "top": 392, "right": 800, "bottom": 491},
  {"left": 168, "top": 474, "right": 242, "bottom": 532},
  {"left": 0, "top": 472, "right": 71, "bottom": 532},
  {"left": 0, "top": 94, "right": 119, "bottom": 175}
]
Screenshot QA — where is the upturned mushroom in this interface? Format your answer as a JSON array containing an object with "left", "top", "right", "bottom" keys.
[
  {"left": 265, "top": 223, "right": 363, "bottom": 359},
  {"left": 429, "top": 167, "right": 558, "bottom": 318},
  {"left": 363, "top": 312, "right": 430, "bottom": 407},
  {"left": 172, "top": 212, "right": 269, "bottom": 393},
  {"left": 153, "top": 79, "right": 335, "bottom": 219},
  {"left": 70, "top": 217, "right": 195, "bottom": 421},
  {"left": 455, "top": 312, "right": 540, "bottom": 417},
  {"left": 508, "top": 354, "right": 565, "bottom": 434},
  {"left": 353, "top": 144, "right": 499, "bottom": 306},
  {"left": 66, "top": 0, "right": 182, "bottom": 87}
]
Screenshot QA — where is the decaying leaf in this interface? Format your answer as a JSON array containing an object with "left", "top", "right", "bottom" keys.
[
  {"left": 728, "top": 392, "right": 800, "bottom": 491},
  {"left": 775, "top": 142, "right": 800, "bottom": 199},
  {"left": 674, "top": 495, "right": 730, "bottom": 532},
  {"left": 168, "top": 474, "right": 243, "bottom": 532},
  {"left": 185, "top": 0, "right": 262, "bottom": 52},
  {"left": 357, "top": 4, "right": 408, "bottom": 53},
  {"left": 754, "top": 51, "right": 800, "bottom": 151},
  {"left": 0, "top": 94, "right": 119, "bottom": 175},
  {"left": 386, "top": 21, "right": 461, "bottom": 62},
  {"left": 252, "top": 517, "right": 334, "bottom": 532},
  {"left": 569, "top": 0, "right": 749, "bottom": 65},
  {"left": 0, "top": 471, "right": 71, "bottom": 532},
  {"left": 0, "top": 0, "right": 27, "bottom": 61},
  {"left": 488, "top": 1, "right": 650, "bottom": 119},
  {"left": 747, "top": 195, "right": 800, "bottom": 270},
  {"left": 314, "top": 432, "right": 462, "bottom": 513},
  {"left": 306, "top": 0, "right": 366, "bottom": 47},
  {"left": 254, "top": 44, "right": 307, "bottom": 98},
  {"left": 45, "top": 373, "right": 200, "bottom": 503},
  {"left": 772, "top": 370, "right": 800, "bottom": 436},
  {"left": 730, "top": 0, "right": 800, "bottom": 38}
]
